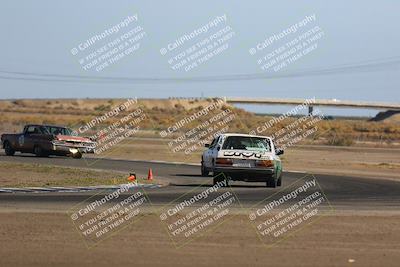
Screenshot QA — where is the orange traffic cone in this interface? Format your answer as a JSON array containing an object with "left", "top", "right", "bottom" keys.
[
  {"left": 128, "top": 173, "right": 136, "bottom": 182},
  {"left": 147, "top": 168, "right": 153, "bottom": 181}
]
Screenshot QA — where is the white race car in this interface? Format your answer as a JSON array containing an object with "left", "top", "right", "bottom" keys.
[{"left": 201, "top": 133, "right": 283, "bottom": 187}]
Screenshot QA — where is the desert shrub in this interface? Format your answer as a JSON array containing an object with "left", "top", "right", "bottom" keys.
[
  {"left": 174, "top": 103, "right": 184, "bottom": 110},
  {"left": 12, "top": 100, "right": 26, "bottom": 107},
  {"left": 94, "top": 104, "right": 111, "bottom": 112},
  {"left": 325, "top": 134, "right": 354, "bottom": 146},
  {"left": 384, "top": 126, "right": 397, "bottom": 134},
  {"left": 71, "top": 101, "right": 80, "bottom": 107},
  {"left": 354, "top": 125, "right": 370, "bottom": 133}
]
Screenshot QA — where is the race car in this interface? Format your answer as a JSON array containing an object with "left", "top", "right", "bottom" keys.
[{"left": 201, "top": 133, "right": 283, "bottom": 187}]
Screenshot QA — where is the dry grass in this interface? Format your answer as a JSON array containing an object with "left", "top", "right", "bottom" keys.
[
  {"left": 1, "top": 98, "right": 400, "bottom": 146},
  {"left": 0, "top": 161, "right": 129, "bottom": 187}
]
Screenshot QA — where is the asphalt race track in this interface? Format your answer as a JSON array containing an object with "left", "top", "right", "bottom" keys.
[{"left": 0, "top": 154, "right": 399, "bottom": 210}]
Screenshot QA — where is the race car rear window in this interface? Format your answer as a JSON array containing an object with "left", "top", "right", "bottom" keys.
[{"left": 222, "top": 136, "right": 271, "bottom": 151}]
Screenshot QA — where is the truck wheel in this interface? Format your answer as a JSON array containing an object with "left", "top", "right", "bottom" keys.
[
  {"left": 34, "top": 146, "right": 46, "bottom": 157},
  {"left": 201, "top": 161, "right": 209, "bottom": 177},
  {"left": 72, "top": 152, "right": 82, "bottom": 159},
  {"left": 266, "top": 176, "right": 277, "bottom": 188},
  {"left": 4, "top": 142, "right": 15, "bottom": 156}
]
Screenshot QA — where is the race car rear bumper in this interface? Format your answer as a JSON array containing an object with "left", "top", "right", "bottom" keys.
[
  {"left": 215, "top": 166, "right": 274, "bottom": 174},
  {"left": 215, "top": 166, "right": 273, "bottom": 172},
  {"left": 214, "top": 166, "right": 275, "bottom": 181}
]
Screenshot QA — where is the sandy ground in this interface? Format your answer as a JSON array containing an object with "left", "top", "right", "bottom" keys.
[
  {"left": 281, "top": 146, "right": 400, "bottom": 180},
  {"left": 0, "top": 211, "right": 399, "bottom": 267}
]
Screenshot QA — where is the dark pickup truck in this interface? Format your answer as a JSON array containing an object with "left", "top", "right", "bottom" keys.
[{"left": 1, "top": 124, "right": 96, "bottom": 158}]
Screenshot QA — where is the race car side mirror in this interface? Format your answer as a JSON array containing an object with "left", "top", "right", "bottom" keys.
[
  {"left": 204, "top": 144, "right": 210, "bottom": 148},
  {"left": 275, "top": 148, "right": 284, "bottom": 155}
]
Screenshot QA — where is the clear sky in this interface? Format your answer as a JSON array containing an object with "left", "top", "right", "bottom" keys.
[{"left": 0, "top": 0, "right": 399, "bottom": 116}]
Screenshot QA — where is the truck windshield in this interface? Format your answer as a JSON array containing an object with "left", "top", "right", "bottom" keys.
[
  {"left": 222, "top": 136, "right": 271, "bottom": 151},
  {"left": 41, "top": 126, "right": 74, "bottom": 136}
]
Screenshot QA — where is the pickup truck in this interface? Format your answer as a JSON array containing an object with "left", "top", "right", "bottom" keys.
[{"left": 1, "top": 124, "right": 96, "bottom": 158}]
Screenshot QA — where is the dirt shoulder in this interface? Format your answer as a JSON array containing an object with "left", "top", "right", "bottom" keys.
[
  {"left": 0, "top": 211, "right": 399, "bottom": 267},
  {"left": 282, "top": 145, "right": 400, "bottom": 181},
  {"left": 0, "top": 161, "right": 132, "bottom": 187}
]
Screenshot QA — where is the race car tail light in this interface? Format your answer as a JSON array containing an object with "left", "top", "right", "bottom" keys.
[
  {"left": 256, "top": 160, "right": 274, "bottom": 168},
  {"left": 215, "top": 158, "right": 233, "bottom": 166}
]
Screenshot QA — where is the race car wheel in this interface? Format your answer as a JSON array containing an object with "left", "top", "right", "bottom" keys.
[
  {"left": 213, "top": 172, "right": 223, "bottom": 185},
  {"left": 277, "top": 174, "right": 282, "bottom": 187},
  {"left": 4, "top": 142, "right": 15, "bottom": 156},
  {"left": 201, "top": 161, "right": 209, "bottom": 177},
  {"left": 266, "top": 176, "right": 277, "bottom": 188}
]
